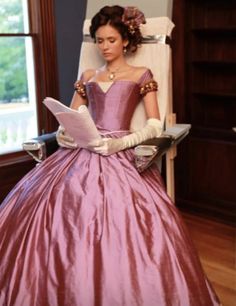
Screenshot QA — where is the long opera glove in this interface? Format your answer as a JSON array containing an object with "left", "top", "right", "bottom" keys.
[{"left": 89, "top": 118, "right": 162, "bottom": 156}]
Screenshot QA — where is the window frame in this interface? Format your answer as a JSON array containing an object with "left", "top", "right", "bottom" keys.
[
  {"left": 0, "top": 0, "right": 59, "bottom": 202},
  {"left": 0, "top": 0, "right": 59, "bottom": 164}
]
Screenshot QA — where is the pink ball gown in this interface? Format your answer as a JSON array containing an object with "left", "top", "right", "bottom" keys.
[{"left": 0, "top": 70, "right": 220, "bottom": 306}]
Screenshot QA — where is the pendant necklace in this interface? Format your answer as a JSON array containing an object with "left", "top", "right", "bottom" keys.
[{"left": 106, "top": 67, "right": 120, "bottom": 81}]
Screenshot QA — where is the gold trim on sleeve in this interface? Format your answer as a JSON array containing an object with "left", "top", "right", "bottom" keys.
[
  {"left": 74, "top": 81, "right": 87, "bottom": 98},
  {"left": 140, "top": 80, "right": 158, "bottom": 96}
]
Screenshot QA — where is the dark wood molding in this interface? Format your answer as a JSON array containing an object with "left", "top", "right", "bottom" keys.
[
  {"left": 31, "top": 0, "right": 59, "bottom": 134},
  {"left": 0, "top": 151, "right": 33, "bottom": 166},
  {"left": 177, "top": 197, "right": 236, "bottom": 227}
]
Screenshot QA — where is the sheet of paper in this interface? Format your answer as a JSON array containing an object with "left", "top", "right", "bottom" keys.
[
  {"left": 56, "top": 112, "right": 101, "bottom": 147},
  {"left": 43, "top": 97, "right": 101, "bottom": 147},
  {"left": 43, "top": 97, "right": 76, "bottom": 114}
]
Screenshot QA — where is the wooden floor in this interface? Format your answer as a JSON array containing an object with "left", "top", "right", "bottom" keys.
[{"left": 182, "top": 212, "right": 236, "bottom": 306}]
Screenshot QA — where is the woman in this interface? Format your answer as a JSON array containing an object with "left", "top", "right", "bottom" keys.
[{"left": 0, "top": 5, "right": 220, "bottom": 306}]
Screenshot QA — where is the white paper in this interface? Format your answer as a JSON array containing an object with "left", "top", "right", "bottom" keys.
[{"left": 43, "top": 97, "right": 101, "bottom": 147}]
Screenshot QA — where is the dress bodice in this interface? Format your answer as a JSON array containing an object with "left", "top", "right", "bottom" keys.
[
  {"left": 82, "top": 68, "right": 157, "bottom": 132},
  {"left": 86, "top": 80, "right": 141, "bottom": 132},
  {"left": 82, "top": 69, "right": 153, "bottom": 131}
]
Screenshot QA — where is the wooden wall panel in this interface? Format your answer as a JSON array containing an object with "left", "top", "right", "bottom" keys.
[
  {"left": 0, "top": 155, "right": 36, "bottom": 203},
  {"left": 173, "top": 0, "right": 236, "bottom": 225},
  {"left": 188, "top": 138, "right": 236, "bottom": 202}
]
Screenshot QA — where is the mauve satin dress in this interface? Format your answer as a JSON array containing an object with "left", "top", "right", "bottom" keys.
[{"left": 0, "top": 70, "right": 220, "bottom": 306}]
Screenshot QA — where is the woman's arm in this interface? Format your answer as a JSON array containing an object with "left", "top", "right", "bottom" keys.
[
  {"left": 70, "top": 69, "right": 96, "bottom": 110},
  {"left": 143, "top": 90, "right": 160, "bottom": 120},
  {"left": 69, "top": 91, "right": 87, "bottom": 110}
]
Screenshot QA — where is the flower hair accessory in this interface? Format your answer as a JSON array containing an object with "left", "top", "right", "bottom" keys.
[{"left": 122, "top": 7, "right": 146, "bottom": 35}]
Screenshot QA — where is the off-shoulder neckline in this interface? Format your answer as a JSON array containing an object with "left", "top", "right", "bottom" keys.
[
  {"left": 87, "top": 80, "right": 139, "bottom": 95},
  {"left": 85, "top": 68, "right": 151, "bottom": 85}
]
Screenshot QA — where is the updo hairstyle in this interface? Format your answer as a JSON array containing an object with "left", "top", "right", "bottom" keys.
[{"left": 89, "top": 5, "right": 145, "bottom": 53}]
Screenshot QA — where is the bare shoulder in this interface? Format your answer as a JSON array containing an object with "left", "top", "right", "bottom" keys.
[
  {"left": 81, "top": 69, "right": 96, "bottom": 82},
  {"left": 131, "top": 66, "right": 150, "bottom": 78}
]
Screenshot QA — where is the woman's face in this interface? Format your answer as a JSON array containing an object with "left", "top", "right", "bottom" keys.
[{"left": 95, "top": 24, "right": 127, "bottom": 62}]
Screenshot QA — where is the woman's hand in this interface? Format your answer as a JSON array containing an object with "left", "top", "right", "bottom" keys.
[
  {"left": 87, "top": 118, "right": 162, "bottom": 155},
  {"left": 87, "top": 138, "right": 124, "bottom": 156},
  {"left": 56, "top": 126, "right": 78, "bottom": 149}
]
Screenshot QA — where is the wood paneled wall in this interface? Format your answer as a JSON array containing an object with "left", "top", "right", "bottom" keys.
[{"left": 172, "top": 0, "right": 236, "bottom": 225}]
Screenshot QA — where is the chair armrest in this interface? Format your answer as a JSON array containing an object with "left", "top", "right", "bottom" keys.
[
  {"left": 163, "top": 124, "right": 191, "bottom": 145},
  {"left": 22, "top": 132, "right": 58, "bottom": 162},
  {"left": 134, "top": 123, "right": 191, "bottom": 172},
  {"left": 134, "top": 136, "right": 172, "bottom": 172}
]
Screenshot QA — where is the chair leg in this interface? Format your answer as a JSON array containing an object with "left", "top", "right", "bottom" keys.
[
  {"left": 165, "top": 112, "right": 177, "bottom": 202},
  {"left": 166, "top": 144, "right": 177, "bottom": 202}
]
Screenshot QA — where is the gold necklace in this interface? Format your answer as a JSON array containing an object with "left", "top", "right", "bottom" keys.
[
  {"left": 106, "top": 67, "right": 120, "bottom": 81},
  {"left": 106, "top": 65, "right": 131, "bottom": 81}
]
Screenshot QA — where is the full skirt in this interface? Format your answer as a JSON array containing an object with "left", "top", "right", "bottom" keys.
[{"left": 0, "top": 145, "right": 220, "bottom": 306}]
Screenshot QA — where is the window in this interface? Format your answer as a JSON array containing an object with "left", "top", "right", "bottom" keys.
[
  {"left": 0, "top": 0, "right": 38, "bottom": 154},
  {"left": 0, "top": 0, "right": 58, "bottom": 202}
]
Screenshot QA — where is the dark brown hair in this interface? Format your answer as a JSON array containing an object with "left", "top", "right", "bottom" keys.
[{"left": 89, "top": 5, "right": 143, "bottom": 53}]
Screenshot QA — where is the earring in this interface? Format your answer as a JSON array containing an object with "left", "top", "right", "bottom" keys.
[{"left": 123, "top": 46, "right": 127, "bottom": 54}]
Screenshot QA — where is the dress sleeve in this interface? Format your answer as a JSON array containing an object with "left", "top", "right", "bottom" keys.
[
  {"left": 139, "top": 69, "right": 158, "bottom": 97},
  {"left": 74, "top": 73, "right": 87, "bottom": 99}
]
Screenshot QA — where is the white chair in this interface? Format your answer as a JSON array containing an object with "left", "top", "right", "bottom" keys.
[
  {"left": 23, "top": 17, "right": 190, "bottom": 202},
  {"left": 78, "top": 17, "right": 191, "bottom": 201}
]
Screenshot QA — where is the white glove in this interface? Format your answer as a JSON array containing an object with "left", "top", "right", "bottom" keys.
[
  {"left": 56, "top": 126, "right": 78, "bottom": 149},
  {"left": 89, "top": 118, "right": 162, "bottom": 156}
]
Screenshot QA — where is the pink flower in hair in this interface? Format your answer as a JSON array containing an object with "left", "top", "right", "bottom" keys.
[{"left": 122, "top": 7, "right": 146, "bottom": 35}]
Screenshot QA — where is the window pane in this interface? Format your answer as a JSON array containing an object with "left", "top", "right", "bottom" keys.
[
  {"left": 0, "top": 0, "right": 29, "bottom": 33},
  {"left": 0, "top": 36, "right": 38, "bottom": 154}
]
